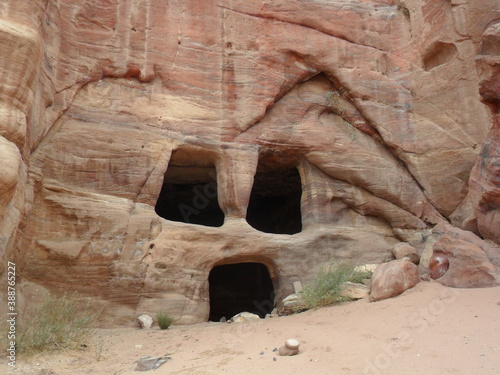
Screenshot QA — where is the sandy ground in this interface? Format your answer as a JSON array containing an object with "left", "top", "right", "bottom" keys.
[{"left": 3, "top": 282, "right": 500, "bottom": 375}]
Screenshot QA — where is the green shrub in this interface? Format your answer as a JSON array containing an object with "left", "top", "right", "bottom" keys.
[
  {"left": 16, "top": 293, "right": 100, "bottom": 355},
  {"left": 301, "top": 261, "right": 371, "bottom": 309},
  {"left": 156, "top": 311, "right": 173, "bottom": 330}
]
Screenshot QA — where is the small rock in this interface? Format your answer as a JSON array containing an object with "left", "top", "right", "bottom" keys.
[
  {"left": 135, "top": 356, "right": 171, "bottom": 371},
  {"left": 138, "top": 314, "right": 153, "bottom": 329},
  {"left": 392, "top": 243, "right": 420, "bottom": 264},
  {"left": 273, "top": 348, "right": 278, "bottom": 352},
  {"left": 281, "top": 293, "right": 306, "bottom": 315},
  {"left": 340, "top": 282, "right": 370, "bottom": 300},
  {"left": 259, "top": 351, "right": 265, "bottom": 355},
  {"left": 219, "top": 316, "right": 227, "bottom": 323},
  {"left": 273, "top": 357, "right": 277, "bottom": 361},
  {"left": 278, "top": 338, "right": 300, "bottom": 356},
  {"left": 279, "top": 346, "right": 299, "bottom": 356},
  {"left": 286, "top": 338, "right": 300, "bottom": 349},
  {"left": 228, "top": 312, "right": 260, "bottom": 323}
]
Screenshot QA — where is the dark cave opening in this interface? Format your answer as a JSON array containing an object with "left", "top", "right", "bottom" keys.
[
  {"left": 246, "top": 167, "right": 302, "bottom": 234},
  {"left": 208, "top": 263, "right": 275, "bottom": 322},
  {"left": 155, "top": 158, "right": 224, "bottom": 227}
]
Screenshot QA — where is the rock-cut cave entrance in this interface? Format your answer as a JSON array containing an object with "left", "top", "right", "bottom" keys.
[
  {"left": 246, "top": 165, "right": 302, "bottom": 234},
  {"left": 208, "top": 263, "right": 275, "bottom": 322},
  {"left": 155, "top": 149, "right": 224, "bottom": 227}
]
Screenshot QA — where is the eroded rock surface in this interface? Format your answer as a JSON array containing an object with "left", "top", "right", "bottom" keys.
[{"left": 0, "top": 0, "right": 499, "bottom": 324}]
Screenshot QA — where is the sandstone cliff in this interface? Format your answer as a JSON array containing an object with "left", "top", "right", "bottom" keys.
[{"left": 0, "top": 0, "right": 499, "bottom": 324}]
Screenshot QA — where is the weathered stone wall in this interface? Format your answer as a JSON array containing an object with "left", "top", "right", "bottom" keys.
[{"left": 0, "top": 0, "right": 499, "bottom": 325}]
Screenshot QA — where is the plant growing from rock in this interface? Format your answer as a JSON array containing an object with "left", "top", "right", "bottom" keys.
[
  {"left": 301, "top": 261, "right": 372, "bottom": 309},
  {"left": 156, "top": 311, "right": 173, "bottom": 330}
]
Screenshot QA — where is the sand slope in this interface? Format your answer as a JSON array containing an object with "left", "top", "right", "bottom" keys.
[{"left": 4, "top": 282, "right": 500, "bottom": 375}]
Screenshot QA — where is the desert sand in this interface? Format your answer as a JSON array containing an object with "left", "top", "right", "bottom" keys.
[{"left": 3, "top": 282, "right": 500, "bottom": 375}]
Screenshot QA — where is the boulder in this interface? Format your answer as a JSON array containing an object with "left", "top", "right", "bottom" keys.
[
  {"left": 430, "top": 236, "right": 499, "bottom": 288},
  {"left": 370, "top": 259, "right": 420, "bottom": 302},
  {"left": 392, "top": 243, "right": 420, "bottom": 265}
]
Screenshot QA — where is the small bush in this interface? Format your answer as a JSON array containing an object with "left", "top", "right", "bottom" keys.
[
  {"left": 156, "top": 311, "right": 173, "bottom": 330},
  {"left": 16, "top": 293, "right": 100, "bottom": 355},
  {"left": 301, "top": 261, "right": 371, "bottom": 309}
]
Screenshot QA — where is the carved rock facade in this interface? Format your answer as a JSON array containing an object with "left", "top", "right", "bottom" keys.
[{"left": 0, "top": 0, "right": 499, "bottom": 324}]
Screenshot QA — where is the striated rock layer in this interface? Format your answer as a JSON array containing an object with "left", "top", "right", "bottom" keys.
[{"left": 0, "top": 0, "right": 499, "bottom": 325}]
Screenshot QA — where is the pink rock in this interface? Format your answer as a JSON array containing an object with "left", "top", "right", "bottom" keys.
[
  {"left": 370, "top": 258, "right": 420, "bottom": 302},
  {"left": 429, "top": 250, "right": 449, "bottom": 280},
  {"left": 467, "top": 22, "right": 500, "bottom": 245},
  {"left": 431, "top": 236, "right": 499, "bottom": 288},
  {"left": 392, "top": 243, "right": 420, "bottom": 264}
]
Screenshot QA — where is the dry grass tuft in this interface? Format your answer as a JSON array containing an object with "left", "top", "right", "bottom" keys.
[{"left": 301, "top": 261, "right": 372, "bottom": 309}]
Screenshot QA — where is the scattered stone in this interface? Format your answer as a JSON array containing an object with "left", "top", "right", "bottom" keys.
[
  {"left": 259, "top": 351, "right": 265, "bottom": 355},
  {"left": 135, "top": 356, "right": 171, "bottom": 371},
  {"left": 370, "top": 258, "right": 420, "bottom": 302},
  {"left": 138, "top": 314, "right": 153, "bottom": 329},
  {"left": 273, "top": 357, "right": 277, "bottom": 361},
  {"left": 279, "top": 338, "right": 300, "bottom": 356},
  {"left": 273, "top": 348, "right": 278, "bottom": 352},
  {"left": 228, "top": 312, "right": 260, "bottom": 323},
  {"left": 340, "top": 282, "right": 370, "bottom": 300},
  {"left": 219, "top": 316, "right": 227, "bottom": 323},
  {"left": 281, "top": 293, "right": 306, "bottom": 315},
  {"left": 392, "top": 243, "right": 420, "bottom": 264}
]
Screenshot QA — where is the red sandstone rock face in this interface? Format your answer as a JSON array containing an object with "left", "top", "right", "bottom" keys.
[
  {"left": 465, "top": 22, "right": 500, "bottom": 244},
  {"left": 0, "top": 0, "right": 499, "bottom": 324}
]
